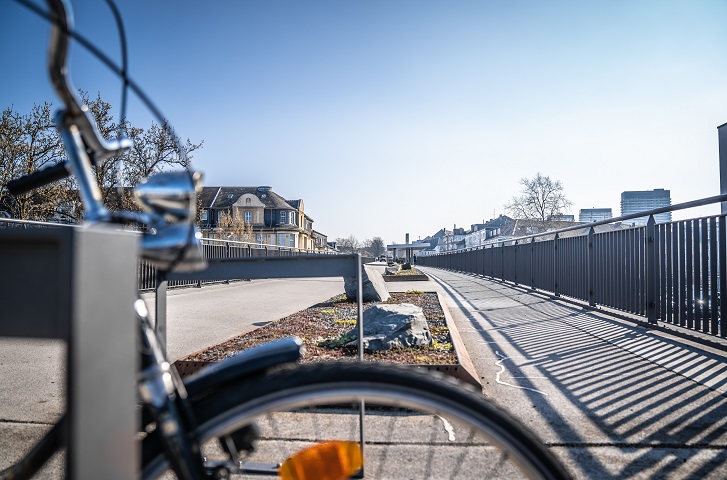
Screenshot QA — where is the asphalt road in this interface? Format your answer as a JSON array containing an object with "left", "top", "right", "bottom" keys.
[{"left": 143, "top": 277, "right": 345, "bottom": 361}]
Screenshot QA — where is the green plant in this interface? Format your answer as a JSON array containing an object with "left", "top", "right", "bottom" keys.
[
  {"left": 397, "top": 267, "right": 424, "bottom": 276},
  {"left": 325, "top": 332, "right": 356, "bottom": 349},
  {"left": 432, "top": 340, "right": 453, "bottom": 352},
  {"left": 429, "top": 325, "right": 448, "bottom": 336},
  {"left": 333, "top": 318, "right": 357, "bottom": 326},
  {"left": 405, "top": 290, "right": 425, "bottom": 295}
]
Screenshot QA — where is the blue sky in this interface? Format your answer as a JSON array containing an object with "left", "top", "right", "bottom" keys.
[{"left": 2, "top": 0, "right": 727, "bottom": 245}]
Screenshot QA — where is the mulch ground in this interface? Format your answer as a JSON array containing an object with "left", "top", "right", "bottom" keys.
[{"left": 180, "top": 291, "right": 458, "bottom": 365}]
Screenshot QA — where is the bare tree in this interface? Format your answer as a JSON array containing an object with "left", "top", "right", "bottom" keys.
[
  {"left": 362, "top": 236, "right": 385, "bottom": 257},
  {"left": 0, "top": 103, "right": 76, "bottom": 221},
  {"left": 1, "top": 93, "right": 203, "bottom": 222},
  {"left": 505, "top": 172, "right": 572, "bottom": 229},
  {"left": 122, "top": 120, "right": 203, "bottom": 188},
  {"left": 335, "top": 235, "right": 360, "bottom": 253},
  {"left": 217, "top": 210, "right": 254, "bottom": 243}
]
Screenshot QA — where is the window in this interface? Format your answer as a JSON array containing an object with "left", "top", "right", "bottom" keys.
[
  {"left": 279, "top": 211, "right": 287, "bottom": 224},
  {"left": 278, "top": 234, "right": 286, "bottom": 246},
  {"left": 256, "top": 234, "right": 264, "bottom": 245},
  {"left": 289, "top": 234, "right": 295, "bottom": 248},
  {"left": 200, "top": 210, "right": 208, "bottom": 221},
  {"left": 245, "top": 198, "right": 251, "bottom": 205},
  {"left": 244, "top": 211, "right": 252, "bottom": 223}
]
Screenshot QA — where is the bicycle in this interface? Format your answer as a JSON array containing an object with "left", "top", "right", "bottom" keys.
[{"left": 2, "top": 1, "right": 571, "bottom": 478}]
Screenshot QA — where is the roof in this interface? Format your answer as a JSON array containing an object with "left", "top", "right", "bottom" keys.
[
  {"left": 503, "top": 219, "right": 628, "bottom": 241},
  {"left": 199, "top": 187, "right": 295, "bottom": 210},
  {"left": 483, "top": 215, "right": 514, "bottom": 230}
]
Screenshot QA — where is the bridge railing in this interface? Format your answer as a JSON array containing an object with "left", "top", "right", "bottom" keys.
[
  {"left": 419, "top": 194, "right": 727, "bottom": 340},
  {"left": 139, "top": 237, "right": 334, "bottom": 290},
  {"left": 0, "top": 218, "right": 334, "bottom": 290}
]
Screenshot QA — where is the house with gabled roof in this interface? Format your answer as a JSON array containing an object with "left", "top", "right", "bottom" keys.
[{"left": 198, "top": 186, "right": 326, "bottom": 252}]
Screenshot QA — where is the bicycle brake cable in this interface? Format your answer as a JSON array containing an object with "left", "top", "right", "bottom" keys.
[{"left": 12, "top": 0, "right": 194, "bottom": 181}]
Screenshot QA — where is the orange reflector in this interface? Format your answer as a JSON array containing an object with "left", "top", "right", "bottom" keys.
[{"left": 279, "top": 441, "right": 362, "bottom": 480}]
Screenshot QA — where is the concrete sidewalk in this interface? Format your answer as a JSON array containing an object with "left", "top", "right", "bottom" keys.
[
  {"left": 4, "top": 263, "right": 727, "bottom": 478},
  {"left": 0, "top": 276, "right": 344, "bottom": 477},
  {"left": 416, "top": 266, "right": 727, "bottom": 479}
]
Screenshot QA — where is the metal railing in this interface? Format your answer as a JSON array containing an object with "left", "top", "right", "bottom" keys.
[
  {"left": 419, "top": 194, "right": 727, "bottom": 339},
  {"left": 139, "top": 237, "right": 333, "bottom": 290},
  {"left": 0, "top": 219, "right": 333, "bottom": 290}
]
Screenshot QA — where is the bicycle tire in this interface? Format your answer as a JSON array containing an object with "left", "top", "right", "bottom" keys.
[{"left": 142, "top": 362, "right": 570, "bottom": 480}]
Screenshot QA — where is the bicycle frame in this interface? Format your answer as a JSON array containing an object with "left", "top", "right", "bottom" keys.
[
  {"left": 0, "top": 1, "right": 305, "bottom": 478},
  {"left": 3, "top": 4, "right": 573, "bottom": 478}
]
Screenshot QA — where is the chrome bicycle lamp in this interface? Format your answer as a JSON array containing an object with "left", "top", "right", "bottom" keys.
[
  {"left": 134, "top": 170, "right": 207, "bottom": 272},
  {"left": 141, "top": 223, "right": 207, "bottom": 272},
  {"left": 133, "top": 170, "right": 203, "bottom": 223}
]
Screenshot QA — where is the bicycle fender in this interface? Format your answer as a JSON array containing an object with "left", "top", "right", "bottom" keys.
[{"left": 183, "top": 337, "right": 304, "bottom": 398}]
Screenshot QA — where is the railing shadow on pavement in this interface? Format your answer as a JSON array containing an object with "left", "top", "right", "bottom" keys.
[{"left": 422, "top": 268, "right": 727, "bottom": 480}]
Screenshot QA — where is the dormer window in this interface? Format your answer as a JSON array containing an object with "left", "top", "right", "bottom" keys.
[{"left": 280, "top": 211, "right": 287, "bottom": 224}]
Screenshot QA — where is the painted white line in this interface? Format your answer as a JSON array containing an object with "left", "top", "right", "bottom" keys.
[
  {"left": 437, "top": 415, "right": 457, "bottom": 442},
  {"left": 495, "top": 351, "right": 549, "bottom": 396}
]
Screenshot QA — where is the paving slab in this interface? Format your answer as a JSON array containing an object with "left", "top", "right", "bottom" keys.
[
  {"left": 419, "top": 266, "right": 727, "bottom": 479},
  {"left": 5, "top": 263, "right": 726, "bottom": 479},
  {"left": 0, "top": 277, "right": 344, "bottom": 477}
]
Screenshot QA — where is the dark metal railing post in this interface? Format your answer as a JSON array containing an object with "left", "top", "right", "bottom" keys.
[
  {"left": 530, "top": 237, "right": 535, "bottom": 290},
  {"left": 513, "top": 240, "right": 518, "bottom": 285},
  {"left": 588, "top": 226, "right": 596, "bottom": 307},
  {"left": 553, "top": 233, "right": 560, "bottom": 297},
  {"left": 646, "top": 215, "right": 658, "bottom": 323},
  {"left": 500, "top": 243, "right": 505, "bottom": 281},
  {"left": 720, "top": 216, "right": 727, "bottom": 337},
  {"left": 686, "top": 221, "right": 695, "bottom": 329}
]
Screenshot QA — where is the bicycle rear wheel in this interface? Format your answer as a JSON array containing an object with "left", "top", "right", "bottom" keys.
[{"left": 142, "top": 362, "right": 569, "bottom": 479}]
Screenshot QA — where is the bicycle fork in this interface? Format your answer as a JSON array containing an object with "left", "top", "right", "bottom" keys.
[{"left": 136, "top": 300, "right": 208, "bottom": 480}]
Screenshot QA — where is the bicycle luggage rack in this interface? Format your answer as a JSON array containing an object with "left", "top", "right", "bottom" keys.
[{"left": 0, "top": 226, "right": 138, "bottom": 479}]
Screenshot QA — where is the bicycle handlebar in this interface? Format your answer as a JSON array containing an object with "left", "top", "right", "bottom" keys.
[
  {"left": 6, "top": 161, "right": 71, "bottom": 196},
  {"left": 4, "top": 0, "right": 125, "bottom": 201},
  {"left": 47, "top": 0, "right": 131, "bottom": 166},
  {"left": 5, "top": 0, "right": 207, "bottom": 272}
]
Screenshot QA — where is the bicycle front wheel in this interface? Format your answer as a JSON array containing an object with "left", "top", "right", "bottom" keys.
[{"left": 142, "top": 362, "right": 569, "bottom": 480}]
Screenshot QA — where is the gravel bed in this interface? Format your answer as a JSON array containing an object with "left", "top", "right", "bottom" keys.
[{"left": 180, "top": 292, "right": 457, "bottom": 365}]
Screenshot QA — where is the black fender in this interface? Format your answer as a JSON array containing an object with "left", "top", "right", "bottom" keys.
[{"left": 183, "top": 337, "right": 304, "bottom": 399}]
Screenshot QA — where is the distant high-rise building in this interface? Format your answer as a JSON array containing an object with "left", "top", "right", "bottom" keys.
[
  {"left": 620, "top": 189, "right": 671, "bottom": 225},
  {"left": 579, "top": 208, "right": 613, "bottom": 223}
]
